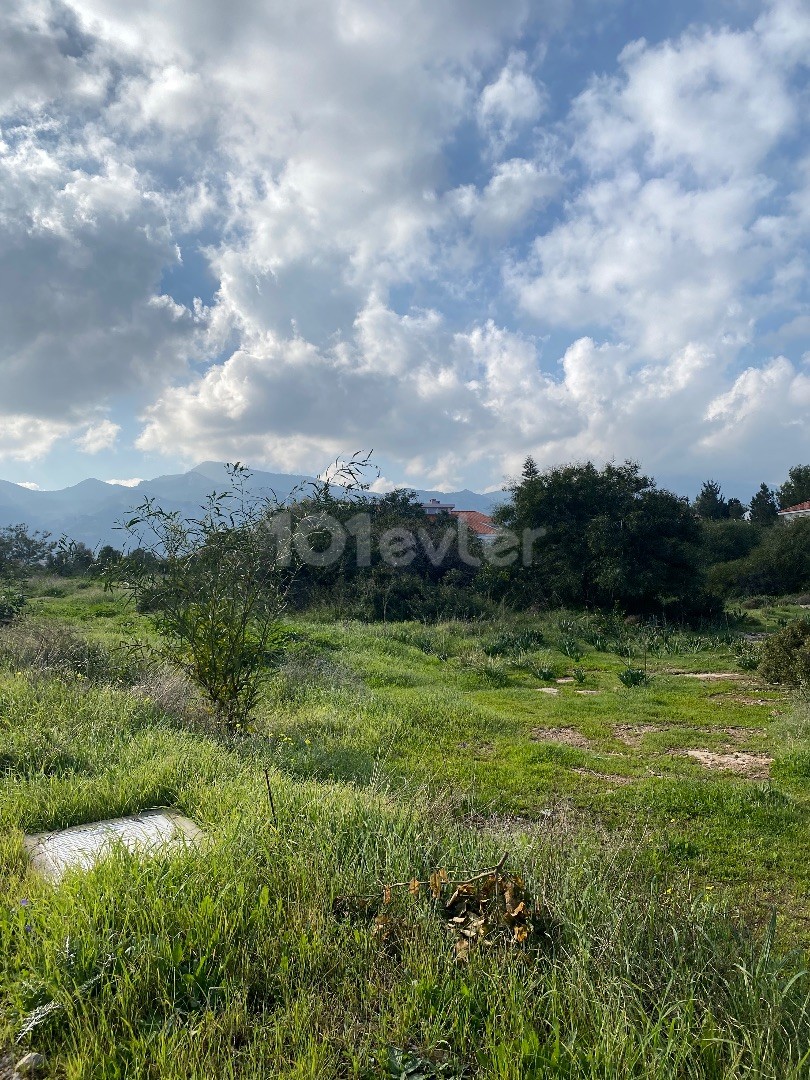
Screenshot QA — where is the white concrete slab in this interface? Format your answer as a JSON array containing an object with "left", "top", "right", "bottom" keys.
[{"left": 24, "top": 809, "right": 203, "bottom": 881}]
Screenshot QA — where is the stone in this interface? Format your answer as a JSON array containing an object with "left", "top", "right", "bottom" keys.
[
  {"left": 14, "top": 1052, "right": 46, "bottom": 1077},
  {"left": 24, "top": 810, "right": 203, "bottom": 882}
]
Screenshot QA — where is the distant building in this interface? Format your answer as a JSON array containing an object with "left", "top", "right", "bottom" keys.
[
  {"left": 450, "top": 509, "right": 498, "bottom": 543},
  {"left": 778, "top": 500, "right": 810, "bottom": 522},
  {"left": 420, "top": 499, "right": 498, "bottom": 542},
  {"left": 421, "top": 498, "right": 456, "bottom": 515}
]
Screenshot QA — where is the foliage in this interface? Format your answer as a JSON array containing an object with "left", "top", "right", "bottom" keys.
[
  {"left": 778, "top": 464, "right": 810, "bottom": 510},
  {"left": 700, "top": 519, "right": 763, "bottom": 568},
  {"left": 46, "top": 539, "right": 96, "bottom": 577},
  {"left": 495, "top": 460, "right": 711, "bottom": 615},
  {"left": 287, "top": 488, "right": 486, "bottom": 621},
  {"left": 0, "top": 524, "right": 54, "bottom": 576},
  {"left": 749, "top": 483, "right": 780, "bottom": 525},
  {"left": 618, "top": 667, "right": 650, "bottom": 687},
  {"left": 693, "top": 480, "right": 730, "bottom": 520},
  {"left": 0, "top": 525, "right": 54, "bottom": 622},
  {"left": 109, "top": 458, "right": 375, "bottom": 730},
  {"left": 709, "top": 518, "right": 810, "bottom": 597},
  {"left": 759, "top": 619, "right": 810, "bottom": 687},
  {"left": 732, "top": 638, "right": 761, "bottom": 672},
  {"left": 0, "top": 584, "right": 26, "bottom": 624}
]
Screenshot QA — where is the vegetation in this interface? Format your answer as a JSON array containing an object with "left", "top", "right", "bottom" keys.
[
  {"left": 759, "top": 619, "right": 810, "bottom": 688},
  {"left": 495, "top": 459, "right": 710, "bottom": 615},
  {"left": 1, "top": 457, "right": 809, "bottom": 1073},
  {"left": 778, "top": 465, "right": 810, "bottom": 510},
  {"left": 1, "top": 583, "right": 810, "bottom": 1076}
]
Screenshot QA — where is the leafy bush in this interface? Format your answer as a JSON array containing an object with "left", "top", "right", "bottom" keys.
[
  {"left": 759, "top": 619, "right": 810, "bottom": 687},
  {"left": 0, "top": 585, "right": 26, "bottom": 624},
  {"left": 619, "top": 667, "right": 650, "bottom": 688},
  {"left": 481, "top": 627, "right": 544, "bottom": 656},
  {"left": 709, "top": 518, "right": 810, "bottom": 597},
  {"left": 732, "top": 638, "right": 761, "bottom": 672}
]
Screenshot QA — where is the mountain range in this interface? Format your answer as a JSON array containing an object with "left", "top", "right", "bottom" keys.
[{"left": 0, "top": 462, "right": 503, "bottom": 551}]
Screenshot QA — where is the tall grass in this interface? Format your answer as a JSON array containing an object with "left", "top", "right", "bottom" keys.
[{"left": 1, "top": 670, "right": 809, "bottom": 1077}]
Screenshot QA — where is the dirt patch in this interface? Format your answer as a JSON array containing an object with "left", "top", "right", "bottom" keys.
[
  {"left": 570, "top": 767, "right": 635, "bottom": 785},
  {"left": 720, "top": 726, "right": 767, "bottom": 742},
  {"left": 575, "top": 689, "right": 601, "bottom": 695},
  {"left": 530, "top": 726, "right": 591, "bottom": 748},
  {"left": 535, "top": 687, "right": 560, "bottom": 695},
  {"left": 556, "top": 677, "right": 575, "bottom": 684},
  {"left": 678, "top": 749, "right": 772, "bottom": 779},
  {"left": 613, "top": 723, "right": 664, "bottom": 745},
  {"left": 710, "top": 693, "right": 774, "bottom": 707},
  {"left": 675, "top": 672, "right": 747, "bottom": 681}
]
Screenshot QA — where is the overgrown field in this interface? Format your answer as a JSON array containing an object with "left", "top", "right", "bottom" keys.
[{"left": 1, "top": 581, "right": 810, "bottom": 1078}]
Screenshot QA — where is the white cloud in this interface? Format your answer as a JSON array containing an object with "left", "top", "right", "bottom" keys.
[
  {"left": 477, "top": 52, "right": 547, "bottom": 152},
  {"left": 0, "top": 414, "right": 72, "bottom": 461},
  {"left": 1, "top": 0, "right": 809, "bottom": 494},
  {"left": 0, "top": 137, "right": 199, "bottom": 420},
  {"left": 452, "top": 158, "right": 560, "bottom": 239},
  {"left": 16, "top": 481, "right": 41, "bottom": 490},
  {"left": 104, "top": 477, "right": 142, "bottom": 487},
  {"left": 74, "top": 418, "right": 120, "bottom": 453}
]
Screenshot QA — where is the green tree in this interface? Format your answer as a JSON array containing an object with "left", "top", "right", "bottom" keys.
[
  {"left": 749, "top": 483, "right": 779, "bottom": 525},
  {"left": 708, "top": 518, "right": 810, "bottom": 597},
  {"left": 759, "top": 619, "right": 810, "bottom": 687},
  {"left": 495, "top": 460, "right": 708, "bottom": 614},
  {"left": 700, "top": 520, "right": 761, "bottom": 568},
  {"left": 778, "top": 465, "right": 810, "bottom": 510},
  {"left": 288, "top": 487, "right": 485, "bottom": 620},
  {"left": 521, "top": 456, "right": 540, "bottom": 481},
  {"left": 726, "top": 497, "right": 747, "bottom": 521},
  {"left": 0, "top": 524, "right": 53, "bottom": 575},
  {"left": 693, "top": 481, "right": 729, "bottom": 520},
  {"left": 0, "top": 524, "right": 53, "bottom": 622},
  {"left": 47, "top": 539, "right": 96, "bottom": 576},
  {"left": 110, "top": 458, "right": 374, "bottom": 731}
]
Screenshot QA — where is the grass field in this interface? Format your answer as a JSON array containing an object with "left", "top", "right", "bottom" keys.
[{"left": 1, "top": 580, "right": 810, "bottom": 1077}]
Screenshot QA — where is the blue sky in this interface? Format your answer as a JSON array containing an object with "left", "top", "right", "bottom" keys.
[{"left": 1, "top": 0, "right": 808, "bottom": 499}]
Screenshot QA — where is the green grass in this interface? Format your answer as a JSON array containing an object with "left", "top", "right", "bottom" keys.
[{"left": 2, "top": 591, "right": 810, "bottom": 1076}]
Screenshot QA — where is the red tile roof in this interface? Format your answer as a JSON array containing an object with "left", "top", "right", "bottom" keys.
[
  {"left": 451, "top": 510, "right": 497, "bottom": 536},
  {"left": 779, "top": 501, "right": 810, "bottom": 514}
]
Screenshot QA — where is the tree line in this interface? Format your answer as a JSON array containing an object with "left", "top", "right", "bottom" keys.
[{"left": 1, "top": 459, "right": 809, "bottom": 624}]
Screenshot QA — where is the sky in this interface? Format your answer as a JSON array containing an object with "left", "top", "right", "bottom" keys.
[{"left": 1, "top": 0, "right": 808, "bottom": 498}]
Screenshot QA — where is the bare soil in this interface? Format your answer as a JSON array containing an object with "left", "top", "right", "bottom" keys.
[
  {"left": 530, "top": 726, "right": 592, "bottom": 748},
  {"left": 613, "top": 723, "right": 664, "bottom": 745},
  {"left": 677, "top": 749, "right": 772, "bottom": 779}
]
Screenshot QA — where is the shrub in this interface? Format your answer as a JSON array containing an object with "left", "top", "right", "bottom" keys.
[
  {"left": 0, "top": 585, "right": 26, "bottom": 624},
  {"left": 110, "top": 458, "right": 374, "bottom": 732},
  {"left": 759, "top": 619, "right": 810, "bottom": 687},
  {"left": 732, "top": 638, "right": 762, "bottom": 671},
  {"left": 619, "top": 667, "right": 650, "bottom": 688}
]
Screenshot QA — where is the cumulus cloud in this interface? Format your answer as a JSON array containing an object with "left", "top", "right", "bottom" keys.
[
  {"left": 0, "top": 414, "right": 72, "bottom": 461},
  {"left": 104, "top": 477, "right": 142, "bottom": 486},
  {"left": 16, "top": 481, "right": 41, "bottom": 490},
  {"left": 74, "top": 418, "right": 120, "bottom": 453},
  {"left": 1, "top": 0, "right": 809, "bottom": 493},
  {"left": 477, "top": 52, "right": 547, "bottom": 153}
]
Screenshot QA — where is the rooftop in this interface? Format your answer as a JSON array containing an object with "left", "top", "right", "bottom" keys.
[{"left": 450, "top": 509, "right": 497, "bottom": 537}]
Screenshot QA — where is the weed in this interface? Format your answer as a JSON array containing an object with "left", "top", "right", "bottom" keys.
[{"left": 618, "top": 667, "right": 650, "bottom": 688}]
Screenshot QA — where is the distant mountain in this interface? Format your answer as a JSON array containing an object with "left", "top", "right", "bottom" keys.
[{"left": 0, "top": 463, "right": 504, "bottom": 550}]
